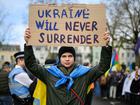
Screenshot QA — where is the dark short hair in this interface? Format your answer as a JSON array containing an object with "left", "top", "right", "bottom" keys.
[{"left": 2, "top": 61, "right": 11, "bottom": 68}]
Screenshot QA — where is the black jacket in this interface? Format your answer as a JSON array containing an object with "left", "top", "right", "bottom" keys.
[
  {"left": 0, "top": 71, "right": 10, "bottom": 95},
  {"left": 24, "top": 45, "right": 112, "bottom": 105}
]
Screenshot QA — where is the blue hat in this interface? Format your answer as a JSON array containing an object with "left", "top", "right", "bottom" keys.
[{"left": 14, "top": 51, "right": 24, "bottom": 59}]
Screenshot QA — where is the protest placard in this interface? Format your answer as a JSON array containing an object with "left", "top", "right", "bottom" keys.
[{"left": 29, "top": 4, "right": 106, "bottom": 46}]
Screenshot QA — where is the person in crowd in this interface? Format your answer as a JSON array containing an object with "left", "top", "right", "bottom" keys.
[
  {"left": 100, "top": 74, "right": 108, "bottom": 99},
  {"left": 109, "top": 71, "right": 119, "bottom": 99},
  {"left": 0, "top": 61, "right": 13, "bottom": 105},
  {"left": 83, "top": 62, "right": 94, "bottom": 105},
  {"left": 8, "top": 51, "right": 35, "bottom": 105},
  {"left": 116, "top": 64, "right": 126, "bottom": 99},
  {"left": 122, "top": 65, "right": 140, "bottom": 104},
  {"left": 24, "top": 28, "right": 112, "bottom": 105},
  {"left": 130, "top": 65, "right": 140, "bottom": 105}
]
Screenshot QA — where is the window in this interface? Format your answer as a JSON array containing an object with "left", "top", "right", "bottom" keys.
[
  {"left": 45, "top": 47, "right": 48, "bottom": 51},
  {"left": 128, "top": 62, "right": 130, "bottom": 66},
  {"left": 40, "top": 56, "right": 44, "bottom": 59},
  {"left": 122, "top": 53, "right": 124, "bottom": 58},
  {"left": 53, "top": 47, "right": 57, "bottom": 51},
  {"left": 127, "top": 53, "right": 129, "bottom": 57},
  {"left": 132, "top": 53, "right": 135, "bottom": 57},
  {"left": 40, "top": 53, "right": 44, "bottom": 60},
  {"left": 36, "top": 47, "right": 41, "bottom": 51},
  {"left": 95, "top": 52, "right": 99, "bottom": 59},
  {"left": 0, "top": 55, "right": 4, "bottom": 61},
  {"left": 126, "top": 45, "right": 129, "bottom": 48}
]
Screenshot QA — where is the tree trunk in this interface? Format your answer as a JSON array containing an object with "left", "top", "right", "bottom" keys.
[{"left": 135, "top": 54, "right": 140, "bottom": 67}]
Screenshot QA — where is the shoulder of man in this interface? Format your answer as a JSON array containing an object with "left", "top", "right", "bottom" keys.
[{"left": 8, "top": 67, "right": 25, "bottom": 78}]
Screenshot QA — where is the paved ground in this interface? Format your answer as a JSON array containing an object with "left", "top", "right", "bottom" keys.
[{"left": 91, "top": 96, "right": 126, "bottom": 105}]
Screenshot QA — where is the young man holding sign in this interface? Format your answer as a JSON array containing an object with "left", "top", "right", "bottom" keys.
[{"left": 24, "top": 28, "right": 112, "bottom": 105}]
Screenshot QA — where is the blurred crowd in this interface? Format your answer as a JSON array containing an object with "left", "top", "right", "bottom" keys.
[{"left": 92, "top": 63, "right": 140, "bottom": 105}]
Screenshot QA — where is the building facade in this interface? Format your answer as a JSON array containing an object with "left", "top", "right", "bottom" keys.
[
  {"left": 33, "top": 46, "right": 58, "bottom": 65},
  {"left": 32, "top": 43, "right": 136, "bottom": 67},
  {"left": 0, "top": 44, "right": 20, "bottom": 68},
  {"left": 118, "top": 43, "right": 135, "bottom": 66},
  {"left": 92, "top": 47, "right": 102, "bottom": 66},
  {"left": 92, "top": 43, "right": 135, "bottom": 67},
  {"left": 33, "top": 46, "right": 92, "bottom": 65}
]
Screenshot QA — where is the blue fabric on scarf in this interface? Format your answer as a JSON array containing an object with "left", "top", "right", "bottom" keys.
[{"left": 47, "top": 65, "right": 90, "bottom": 91}]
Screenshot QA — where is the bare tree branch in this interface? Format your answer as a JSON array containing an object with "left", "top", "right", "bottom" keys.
[{"left": 0, "top": 9, "right": 13, "bottom": 44}]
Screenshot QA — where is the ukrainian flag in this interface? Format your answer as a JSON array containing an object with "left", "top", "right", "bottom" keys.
[
  {"left": 33, "top": 79, "right": 46, "bottom": 105},
  {"left": 105, "top": 49, "right": 119, "bottom": 77}
]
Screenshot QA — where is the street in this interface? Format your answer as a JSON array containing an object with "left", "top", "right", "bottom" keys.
[{"left": 91, "top": 96, "right": 126, "bottom": 105}]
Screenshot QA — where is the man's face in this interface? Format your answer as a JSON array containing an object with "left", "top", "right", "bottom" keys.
[
  {"left": 18, "top": 58, "right": 25, "bottom": 67},
  {"left": 3, "top": 66, "right": 11, "bottom": 72},
  {"left": 135, "top": 66, "right": 139, "bottom": 71},
  {"left": 60, "top": 52, "right": 74, "bottom": 69}
]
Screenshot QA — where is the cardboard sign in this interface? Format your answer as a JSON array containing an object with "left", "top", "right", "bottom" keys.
[{"left": 29, "top": 4, "right": 106, "bottom": 46}]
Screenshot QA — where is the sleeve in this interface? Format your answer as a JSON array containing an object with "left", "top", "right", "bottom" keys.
[
  {"left": 87, "top": 46, "right": 112, "bottom": 83},
  {"left": 14, "top": 72, "right": 33, "bottom": 87},
  {"left": 24, "top": 44, "right": 48, "bottom": 83}
]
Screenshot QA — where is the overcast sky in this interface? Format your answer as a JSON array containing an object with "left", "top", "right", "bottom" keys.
[{"left": 0, "top": 0, "right": 101, "bottom": 50}]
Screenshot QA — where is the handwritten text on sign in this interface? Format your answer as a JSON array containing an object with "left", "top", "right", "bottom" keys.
[{"left": 29, "top": 4, "right": 106, "bottom": 46}]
